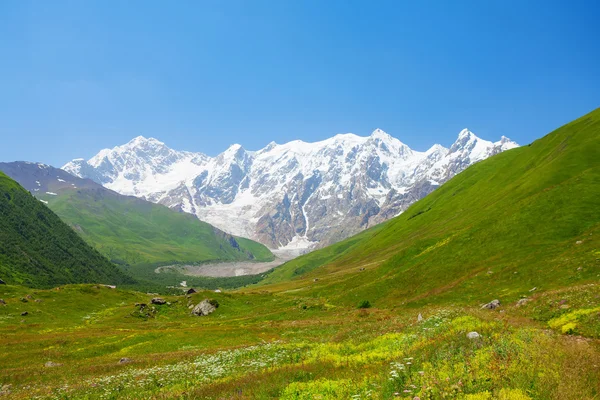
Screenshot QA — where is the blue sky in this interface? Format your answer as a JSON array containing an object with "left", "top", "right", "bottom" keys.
[{"left": 0, "top": 0, "right": 598, "bottom": 166}]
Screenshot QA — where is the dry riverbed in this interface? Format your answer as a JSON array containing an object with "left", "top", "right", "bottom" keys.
[{"left": 155, "top": 248, "right": 303, "bottom": 277}]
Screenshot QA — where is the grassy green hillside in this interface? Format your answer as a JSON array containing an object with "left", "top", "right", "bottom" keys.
[
  {"left": 259, "top": 108, "right": 600, "bottom": 308},
  {"left": 0, "top": 172, "right": 133, "bottom": 287},
  {"left": 41, "top": 187, "right": 274, "bottom": 266},
  {"left": 0, "top": 162, "right": 274, "bottom": 270}
]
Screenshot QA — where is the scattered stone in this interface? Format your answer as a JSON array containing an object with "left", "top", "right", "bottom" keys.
[
  {"left": 118, "top": 358, "right": 133, "bottom": 364},
  {"left": 26, "top": 294, "right": 33, "bottom": 299},
  {"left": 313, "top": 278, "right": 319, "bottom": 282},
  {"left": 146, "top": 293, "right": 159, "bottom": 296},
  {"left": 577, "top": 267, "right": 583, "bottom": 271},
  {"left": 481, "top": 299, "right": 501, "bottom": 309},
  {"left": 0, "top": 278, "right": 5, "bottom": 285},
  {"left": 417, "top": 313, "right": 423, "bottom": 323},
  {"left": 20, "top": 297, "right": 28, "bottom": 303},
  {"left": 359, "top": 268, "right": 365, "bottom": 271},
  {"left": 186, "top": 288, "right": 197, "bottom": 295},
  {"left": 44, "top": 361, "right": 61, "bottom": 368},
  {"left": 34, "top": 299, "right": 42, "bottom": 303},
  {"left": 529, "top": 287, "right": 537, "bottom": 292},
  {"left": 467, "top": 331, "right": 480, "bottom": 339},
  {"left": 151, "top": 297, "right": 166, "bottom": 305},
  {"left": 214, "top": 289, "right": 222, "bottom": 293},
  {"left": 0, "top": 299, "right": 5, "bottom": 305},
  {"left": 188, "top": 304, "right": 194, "bottom": 309},
  {"left": 516, "top": 298, "right": 530, "bottom": 307},
  {"left": 102, "top": 285, "right": 117, "bottom": 289},
  {"left": 191, "top": 299, "right": 218, "bottom": 316},
  {"left": 487, "top": 270, "right": 493, "bottom": 274},
  {"left": 0, "top": 384, "right": 12, "bottom": 396},
  {"left": 135, "top": 303, "right": 147, "bottom": 309},
  {"left": 576, "top": 240, "right": 583, "bottom": 245},
  {"left": 21, "top": 311, "right": 28, "bottom": 316}
]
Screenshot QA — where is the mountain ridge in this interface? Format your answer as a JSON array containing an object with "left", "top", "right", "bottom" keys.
[
  {"left": 63, "top": 129, "right": 518, "bottom": 250},
  {"left": 0, "top": 162, "right": 274, "bottom": 268},
  {"left": 0, "top": 171, "right": 133, "bottom": 287}
]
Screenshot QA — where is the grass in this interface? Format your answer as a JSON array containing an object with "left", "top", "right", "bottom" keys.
[
  {"left": 41, "top": 188, "right": 274, "bottom": 267},
  {"left": 0, "top": 283, "right": 599, "bottom": 399}
]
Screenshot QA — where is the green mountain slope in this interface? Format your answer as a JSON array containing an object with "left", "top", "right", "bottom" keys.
[
  {"left": 260, "top": 108, "right": 600, "bottom": 307},
  {"left": 0, "top": 162, "right": 274, "bottom": 267},
  {"left": 0, "top": 172, "right": 133, "bottom": 287},
  {"left": 46, "top": 188, "right": 274, "bottom": 266}
]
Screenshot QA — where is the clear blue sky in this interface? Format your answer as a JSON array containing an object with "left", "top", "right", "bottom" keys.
[{"left": 1, "top": 0, "right": 598, "bottom": 166}]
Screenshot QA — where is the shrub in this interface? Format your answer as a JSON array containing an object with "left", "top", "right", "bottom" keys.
[{"left": 357, "top": 300, "right": 371, "bottom": 309}]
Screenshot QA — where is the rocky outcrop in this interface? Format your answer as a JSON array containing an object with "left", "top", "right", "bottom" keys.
[
  {"left": 482, "top": 299, "right": 501, "bottom": 309},
  {"left": 191, "top": 299, "right": 218, "bottom": 316}
]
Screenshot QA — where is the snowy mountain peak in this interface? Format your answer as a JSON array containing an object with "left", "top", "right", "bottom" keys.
[
  {"left": 371, "top": 128, "right": 390, "bottom": 139},
  {"left": 457, "top": 128, "right": 477, "bottom": 140},
  {"left": 63, "top": 127, "right": 519, "bottom": 250},
  {"left": 128, "top": 135, "right": 162, "bottom": 145}
]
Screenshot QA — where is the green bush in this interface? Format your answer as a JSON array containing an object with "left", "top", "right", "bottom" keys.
[{"left": 357, "top": 300, "right": 371, "bottom": 309}]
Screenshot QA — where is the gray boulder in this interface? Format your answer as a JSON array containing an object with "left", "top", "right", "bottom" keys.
[
  {"left": 151, "top": 297, "right": 166, "bottom": 305},
  {"left": 466, "top": 331, "right": 481, "bottom": 339},
  {"left": 482, "top": 299, "right": 501, "bottom": 309},
  {"left": 516, "top": 298, "right": 531, "bottom": 307},
  {"left": 45, "top": 361, "right": 61, "bottom": 368},
  {"left": 191, "top": 299, "right": 218, "bottom": 316}
]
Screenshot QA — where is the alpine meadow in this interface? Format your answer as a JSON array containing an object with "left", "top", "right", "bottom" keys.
[{"left": 1, "top": 2, "right": 599, "bottom": 399}]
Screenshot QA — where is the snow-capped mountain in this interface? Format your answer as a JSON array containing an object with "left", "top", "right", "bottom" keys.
[{"left": 63, "top": 129, "right": 518, "bottom": 250}]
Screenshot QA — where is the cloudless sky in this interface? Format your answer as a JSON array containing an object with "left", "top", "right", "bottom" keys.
[{"left": 0, "top": 0, "right": 598, "bottom": 166}]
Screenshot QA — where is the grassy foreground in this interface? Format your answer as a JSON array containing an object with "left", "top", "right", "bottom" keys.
[{"left": 0, "top": 283, "right": 599, "bottom": 399}]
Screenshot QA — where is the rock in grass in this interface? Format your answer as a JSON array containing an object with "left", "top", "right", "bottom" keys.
[
  {"left": 481, "top": 299, "right": 500, "bottom": 309},
  {"left": 151, "top": 297, "right": 166, "bottom": 305},
  {"left": 0, "top": 299, "right": 5, "bottom": 305},
  {"left": 516, "top": 298, "right": 531, "bottom": 307},
  {"left": 0, "top": 278, "right": 5, "bottom": 285},
  {"left": 467, "top": 331, "right": 481, "bottom": 339},
  {"left": 21, "top": 311, "right": 28, "bottom": 316},
  {"left": 118, "top": 358, "right": 133, "bottom": 364},
  {"left": 191, "top": 299, "right": 218, "bottom": 316},
  {"left": 417, "top": 313, "right": 423, "bottom": 323},
  {"left": 44, "top": 361, "right": 61, "bottom": 368}
]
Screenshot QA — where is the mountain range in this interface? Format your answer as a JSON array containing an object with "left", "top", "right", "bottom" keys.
[{"left": 63, "top": 129, "right": 518, "bottom": 250}]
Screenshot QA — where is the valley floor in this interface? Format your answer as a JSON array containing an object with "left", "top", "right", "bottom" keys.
[
  {"left": 156, "top": 257, "right": 291, "bottom": 278},
  {"left": 158, "top": 259, "right": 284, "bottom": 278},
  {"left": 1, "top": 283, "right": 599, "bottom": 399}
]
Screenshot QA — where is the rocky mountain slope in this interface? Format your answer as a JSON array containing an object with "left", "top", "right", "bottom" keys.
[
  {"left": 0, "top": 171, "right": 133, "bottom": 287},
  {"left": 0, "top": 162, "right": 273, "bottom": 267},
  {"left": 63, "top": 129, "right": 518, "bottom": 250}
]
